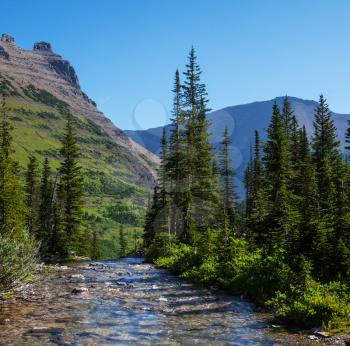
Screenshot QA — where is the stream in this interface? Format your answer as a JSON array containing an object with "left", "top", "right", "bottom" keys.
[{"left": 0, "top": 258, "right": 337, "bottom": 345}]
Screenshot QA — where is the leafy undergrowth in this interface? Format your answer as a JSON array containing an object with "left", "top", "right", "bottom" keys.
[
  {"left": 0, "top": 231, "right": 38, "bottom": 292},
  {"left": 150, "top": 234, "right": 350, "bottom": 332}
]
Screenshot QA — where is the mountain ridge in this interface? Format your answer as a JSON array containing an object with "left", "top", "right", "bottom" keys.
[{"left": 126, "top": 96, "right": 350, "bottom": 196}]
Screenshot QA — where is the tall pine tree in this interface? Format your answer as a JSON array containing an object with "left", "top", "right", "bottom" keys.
[
  {"left": 57, "top": 112, "right": 84, "bottom": 256},
  {"left": 25, "top": 155, "right": 40, "bottom": 237},
  {"left": 0, "top": 96, "right": 27, "bottom": 239}
]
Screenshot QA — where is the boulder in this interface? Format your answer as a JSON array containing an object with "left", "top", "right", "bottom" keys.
[
  {"left": 315, "top": 331, "right": 330, "bottom": 338},
  {"left": 71, "top": 287, "right": 88, "bottom": 294}
]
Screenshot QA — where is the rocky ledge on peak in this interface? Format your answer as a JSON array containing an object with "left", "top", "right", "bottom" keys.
[
  {"left": 47, "top": 56, "right": 80, "bottom": 88},
  {"left": 1, "top": 34, "right": 15, "bottom": 46},
  {"left": 33, "top": 41, "right": 53, "bottom": 53}
]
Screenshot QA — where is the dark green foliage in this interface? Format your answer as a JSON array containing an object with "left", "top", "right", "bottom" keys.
[
  {"left": 219, "top": 126, "right": 237, "bottom": 229},
  {"left": 263, "top": 102, "right": 299, "bottom": 251},
  {"left": 25, "top": 155, "right": 40, "bottom": 236},
  {"left": 0, "top": 95, "right": 37, "bottom": 291},
  {"left": 0, "top": 232, "right": 37, "bottom": 291},
  {"left": 0, "top": 77, "right": 19, "bottom": 97},
  {"left": 23, "top": 84, "right": 69, "bottom": 113},
  {"left": 39, "top": 158, "right": 54, "bottom": 255},
  {"left": 57, "top": 112, "right": 84, "bottom": 256},
  {"left": 0, "top": 97, "right": 27, "bottom": 239},
  {"left": 119, "top": 224, "right": 127, "bottom": 257},
  {"left": 105, "top": 201, "right": 144, "bottom": 227},
  {"left": 144, "top": 58, "right": 350, "bottom": 330}
]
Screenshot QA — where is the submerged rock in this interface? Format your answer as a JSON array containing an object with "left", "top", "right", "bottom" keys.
[
  {"left": 71, "top": 287, "right": 88, "bottom": 294},
  {"left": 71, "top": 274, "right": 85, "bottom": 280},
  {"left": 28, "top": 327, "right": 64, "bottom": 335},
  {"left": 315, "top": 331, "right": 330, "bottom": 338}
]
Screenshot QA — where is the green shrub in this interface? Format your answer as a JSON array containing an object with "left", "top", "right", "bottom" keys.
[
  {"left": 181, "top": 256, "right": 219, "bottom": 284},
  {"left": 269, "top": 279, "right": 350, "bottom": 329},
  {"left": 146, "top": 232, "right": 179, "bottom": 262},
  {"left": 0, "top": 231, "right": 38, "bottom": 291}
]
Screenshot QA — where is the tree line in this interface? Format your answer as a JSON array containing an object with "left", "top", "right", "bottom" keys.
[
  {"left": 143, "top": 48, "right": 350, "bottom": 328},
  {"left": 0, "top": 94, "right": 84, "bottom": 289}
]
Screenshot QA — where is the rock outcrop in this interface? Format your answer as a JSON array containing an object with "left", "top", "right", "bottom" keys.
[
  {"left": 47, "top": 56, "right": 80, "bottom": 88},
  {"left": 1, "top": 34, "right": 15, "bottom": 46},
  {"left": 33, "top": 41, "right": 52, "bottom": 52}
]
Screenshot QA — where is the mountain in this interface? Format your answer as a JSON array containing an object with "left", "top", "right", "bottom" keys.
[
  {"left": 0, "top": 33, "right": 159, "bottom": 256},
  {"left": 125, "top": 96, "right": 350, "bottom": 196}
]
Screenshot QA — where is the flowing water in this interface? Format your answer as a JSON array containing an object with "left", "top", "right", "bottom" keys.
[{"left": 0, "top": 258, "right": 325, "bottom": 345}]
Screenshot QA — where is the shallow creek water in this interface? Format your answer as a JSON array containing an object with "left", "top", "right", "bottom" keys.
[{"left": 0, "top": 258, "right": 331, "bottom": 345}]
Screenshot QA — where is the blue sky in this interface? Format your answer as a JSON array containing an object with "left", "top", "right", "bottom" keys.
[{"left": 2, "top": 0, "right": 350, "bottom": 130}]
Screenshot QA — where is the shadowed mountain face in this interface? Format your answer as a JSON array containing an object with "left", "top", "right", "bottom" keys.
[{"left": 125, "top": 96, "right": 350, "bottom": 196}]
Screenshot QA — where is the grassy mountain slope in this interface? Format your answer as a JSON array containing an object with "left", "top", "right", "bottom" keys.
[{"left": 0, "top": 35, "right": 159, "bottom": 258}]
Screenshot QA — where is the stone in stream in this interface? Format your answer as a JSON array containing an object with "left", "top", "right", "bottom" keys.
[
  {"left": 315, "top": 331, "right": 330, "bottom": 338},
  {"left": 28, "top": 327, "right": 65, "bottom": 335},
  {"left": 71, "top": 274, "right": 85, "bottom": 280},
  {"left": 71, "top": 287, "right": 88, "bottom": 294}
]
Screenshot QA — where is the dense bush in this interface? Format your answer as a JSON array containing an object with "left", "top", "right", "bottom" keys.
[
  {"left": 154, "top": 239, "right": 350, "bottom": 329},
  {"left": 0, "top": 231, "right": 38, "bottom": 291},
  {"left": 269, "top": 279, "right": 350, "bottom": 329}
]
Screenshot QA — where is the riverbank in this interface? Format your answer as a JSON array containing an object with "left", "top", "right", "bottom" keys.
[{"left": 0, "top": 259, "right": 348, "bottom": 345}]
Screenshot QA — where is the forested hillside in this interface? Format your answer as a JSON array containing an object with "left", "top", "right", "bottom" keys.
[{"left": 144, "top": 48, "right": 350, "bottom": 331}]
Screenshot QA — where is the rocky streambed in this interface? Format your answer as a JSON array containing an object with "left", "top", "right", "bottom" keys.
[{"left": 0, "top": 258, "right": 346, "bottom": 345}]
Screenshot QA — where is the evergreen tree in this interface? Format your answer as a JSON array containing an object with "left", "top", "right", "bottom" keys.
[
  {"left": 119, "top": 224, "right": 127, "bottom": 257},
  {"left": 246, "top": 130, "right": 268, "bottom": 246},
  {"left": 0, "top": 96, "right": 27, "bottom": 239},
  {"left": 143, "top": 186, "right": 159, "bottom": 247},
  {"left": 158, "top": 127, "right": 170, "bottom": 234},
  {"left": 181, "top": 48, "right": 218, "bottom": 249},
  {"left": 219, "top": 126, "right": 237, "bottom": 231},
  {"left": 181, "top": 47, "right": 205, "bottom": 241},
  {"left": 244, "top": 142, "right": 254, "bottom": 219},
  {"left": 167, "top": 70, "right": 185, "bottom": 235},
  {"left": 295, "top": 126, "right": 319, "bottom": 256},
  {"left": 25, "top": 155, "right": 40, "bottom": 237},
  {"left": 57, "top": 112, "right": 84, "bottom": 256},
  {"left": 39, "top": 158, "right": 54, "bottom": 254},
  {"left": 263, "top": 102, "right": 298, "bottom": 250},
  {"left": 282, "top": 96, "right": 299, "bottom": 167},
  {"left": 312, "top": 95, "right": 340, "bottom": 216},
  {"left": 218, "top": 127, "right": 237, "bottom": 260}
]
